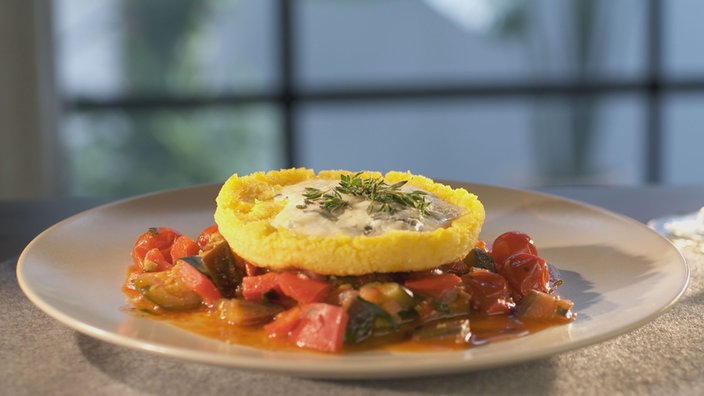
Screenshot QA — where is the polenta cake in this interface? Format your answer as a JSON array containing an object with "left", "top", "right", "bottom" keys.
[
  {"left": 123, "top": 168, "right": 574, "bottom": 353},
  {"left": 214, "top": 168, "right": 485, "bottom": 275}
]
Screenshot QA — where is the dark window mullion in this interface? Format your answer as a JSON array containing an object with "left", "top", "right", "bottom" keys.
[
  {"left": 279, "top": 0, "right": 296, "bottom": 168},
  {"left": 646, "top": 0, "right": 663, "bottom": 184},
  {"left": 64, "top": 78, "right": 704, "bottom": 111}
]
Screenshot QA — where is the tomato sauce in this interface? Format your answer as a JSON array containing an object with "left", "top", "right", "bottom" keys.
[
  {"left": 123, "top": 280, "right": 559, "bottom": 354},
  {"left": 124, "top": 227, "right": 575, "bottom": 354}
]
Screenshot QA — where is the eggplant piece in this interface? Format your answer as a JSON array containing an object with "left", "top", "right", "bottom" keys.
[
  {"left": 514, "top": 290, "right": 575, "bottom": 323},
  {"left": 131, "top": 269, "right": 202, "bottom": 311},
  {"left": 412, "top": 318, "right": 472, "bottom": 344},
  {"left": 217, "top": 298, "right": 283, "bottom": 326},
  {"left": 463, "top": 247, "right": 495, "bottom": 272},
  {"left": 200, "top": 241, "right": 244, "bottom": 298},
  {"left": 345, "top": 296, "right": 396, "bottom": 344}
]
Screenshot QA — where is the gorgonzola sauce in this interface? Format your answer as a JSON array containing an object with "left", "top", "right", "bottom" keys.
[{"left": 271, "top": 179, "right": 460, "bottom": 237}]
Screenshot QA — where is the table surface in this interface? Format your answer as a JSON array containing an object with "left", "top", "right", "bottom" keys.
[{"left": 2, "top": 185, "right": 704, "bottom": 396}]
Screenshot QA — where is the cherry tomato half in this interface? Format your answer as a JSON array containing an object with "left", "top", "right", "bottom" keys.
[
  {"left": 490, "top": 231, "right": 538, "bottom": 265},
  {"left": 496, "top": 253, "right": 550, "bottom": 301},
  {"left": 170, "top": 235, "right": 200, "bottom": 264},
  {"left": 131, "top": 227, "right": 181, "bottom": 270},
  {"left": 462, "top": 269, "right": 515, "bottom": 315},
  {"left": 196, "top": 224, "right": 219, "bottom": 250},
  {"left": 142, "top": 247, "right": 172, "bottom": 272}
]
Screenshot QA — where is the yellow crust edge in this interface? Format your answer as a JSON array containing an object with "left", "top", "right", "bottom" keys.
[{"left": 214, "top": 168, "right": 485, "bottom": 276}]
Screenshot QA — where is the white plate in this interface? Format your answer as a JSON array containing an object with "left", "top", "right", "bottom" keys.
[{"left": 17, "top": 183, "right": 689, "bottom": 379}]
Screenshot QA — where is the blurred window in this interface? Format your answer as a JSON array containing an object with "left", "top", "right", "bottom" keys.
[
  {"left": 53, "top": 0, "right": 704, "bottom": 196},
  {"left": 296, "top": 0, "right": 646, "bottom": 88},
  {"left": 54, "top": 0, "right": 284, "bottom": 196}
]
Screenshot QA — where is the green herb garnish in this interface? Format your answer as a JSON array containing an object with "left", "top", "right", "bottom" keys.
[
  {"left": 298, "top": 172, "right": 431, "bottom": 216},
  {"left": 302, "top": 187, "right": 349, "bottom": 214}
]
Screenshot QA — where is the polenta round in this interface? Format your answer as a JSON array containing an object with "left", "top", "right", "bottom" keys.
[{"left": 214, "top": 168, "right": 485, "bottom": 276}]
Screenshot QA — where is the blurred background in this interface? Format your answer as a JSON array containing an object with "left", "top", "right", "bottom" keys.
[{"left": 2, "top": 0, "right": 703, "bottom": 199}]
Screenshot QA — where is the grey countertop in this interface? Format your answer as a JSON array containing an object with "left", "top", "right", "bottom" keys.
[{"left": 2, "top": 185, "right": 704, "bottom": 396}]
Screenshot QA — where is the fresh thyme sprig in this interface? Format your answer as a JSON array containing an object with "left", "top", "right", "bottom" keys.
[
  {"left": 297, "top": 172, "right": 431, "bottom": 216},
  {"left": 301, "top": 187, "right": 349, "bottom": 214}
]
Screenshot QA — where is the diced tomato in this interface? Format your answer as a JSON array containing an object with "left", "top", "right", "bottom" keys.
[
  {"left": 131, "top": 227, "right": 181, "bottom": 268},
  {"left": 277, "top": 272, "right": 332, "bottom": 304},
  {"left": 290, "top": 303, "right": 349, "bottom": 353},
  {"left": 174, "top": 260, "right": 222, "bottom": 306},
  {"left": 170, "top": 235, "right": 200, "bottom": 264},
  {"left": 462, "top": 269, "right": 515, "bottom": 315},
  {"left": 264, "top": 305, "right": 303, "bottom": 338},
  {"left": 142, "top": 247, "right": 172, "bottom": 272},
  {"left": 405, "top": 269, "right": 441, "bottom": 280},
  {"left": 196, "top": 224, "right": 219, "bottom": 250},
  {"left": 496, "top": 253, "right": 550, "bottom": 301},
  {"left": 404, "top": 273, "right": 462, "bottom": 300},
  {"left": 241, "top": 272, "right": 281, "bottom": 300},
  {"left": 490, "top": 231, "right": 538, "bottom": 265}
]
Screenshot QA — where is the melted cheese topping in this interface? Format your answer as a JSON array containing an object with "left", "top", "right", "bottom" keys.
[{"left": 271, "top": 179, "right": 460, "bottom": 237}]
